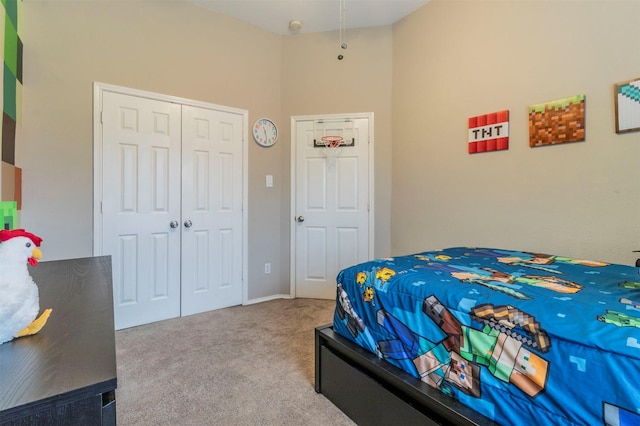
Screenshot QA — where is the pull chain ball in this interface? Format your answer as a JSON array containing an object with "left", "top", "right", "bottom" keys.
[{"left": 337, "top": 43, "right": 347, "bottom": 60}]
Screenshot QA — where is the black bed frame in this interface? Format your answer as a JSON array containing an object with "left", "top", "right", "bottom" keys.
[{"left": 315, "top": 324, "right": 498, "bottom": 426}]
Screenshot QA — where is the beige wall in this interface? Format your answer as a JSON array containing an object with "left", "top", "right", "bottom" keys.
[
  {"left": 281, "top": 26, "right": 394, "bottom": 272},
  {"left": 20, "top": 0, "right": 284, "bottom": 299},
  {"left": 19, "top": 0, "right": 393, "bottom": 301},
  {"left": 18, "top": 0, "right": 640, "bottom": 307},
  {"left": 392, "top": 0, "right": 640, "bottom": 265}
]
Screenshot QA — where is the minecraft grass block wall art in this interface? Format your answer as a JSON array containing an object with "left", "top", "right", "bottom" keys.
[
  {"left": 468, "top": 110, "right": 509, "bottom": 154},
  {"left": 529, "top": 94, "right": 585, "bottom": 147},
  {"left": 614, "top": 78, "right": 640, "bottom": 134}
]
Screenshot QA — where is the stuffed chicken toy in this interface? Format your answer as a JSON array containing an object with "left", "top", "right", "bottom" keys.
[{"left": 0, "top": 229, "right": 52, "bottom": 344}]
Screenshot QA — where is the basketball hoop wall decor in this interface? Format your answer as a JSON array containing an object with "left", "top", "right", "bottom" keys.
[
  {"left": 312, "top": 119, "right": 355, "bottom": 161},
  {"left": 313, "top": 135, "right": 355, "bottom": 160},
  {"left": 253, "top": 118, "right": 278, "bottom": 147},
  {"left": 320, "top": 135, "right": 344, "bottom": 148},
  {"left": 315, "top": 135, "right": 346, "bottom": 160}
]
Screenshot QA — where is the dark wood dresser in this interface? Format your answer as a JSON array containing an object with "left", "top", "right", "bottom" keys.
[{"left": 0, "top": 256, "right": 117, "bottom": 425}]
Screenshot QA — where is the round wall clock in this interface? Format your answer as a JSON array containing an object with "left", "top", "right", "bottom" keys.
[{"left": 253, "top": 118, "right": 278, "bottom": 147}]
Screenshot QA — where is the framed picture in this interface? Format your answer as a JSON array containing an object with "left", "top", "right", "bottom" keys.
[
  {"left": 529, "top": 94, "right": 586, "bottom": 147},
  {"left": 614, "top": 78, "right": 640, "bottom": 134}
]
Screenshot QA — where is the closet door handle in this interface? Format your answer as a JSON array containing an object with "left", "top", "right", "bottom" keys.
[
  {"left": 169, "top": 220, "right": 179, "bottom": 229},
  {"left": 295, "top": 216, "right": 305, "bottom": 223},
  {"left": 184, "top": 220, "right": 193, "bottom": 228}
]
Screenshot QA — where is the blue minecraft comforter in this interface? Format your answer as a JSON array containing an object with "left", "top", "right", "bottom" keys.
[{"left": 333, "top": 247, "right": 640, "bottom": 425}]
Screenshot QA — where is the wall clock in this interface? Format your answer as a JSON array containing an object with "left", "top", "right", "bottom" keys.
[{"left": 253, "top": 118, "right": 278, "bottom": 147}]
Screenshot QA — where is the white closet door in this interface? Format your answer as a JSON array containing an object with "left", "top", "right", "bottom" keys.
[
  {"left": 102, "top": 91, "right": 182, "bottom": 330},
  {"left": 180, "top": 105, "right": 244, "bottom": 316}
]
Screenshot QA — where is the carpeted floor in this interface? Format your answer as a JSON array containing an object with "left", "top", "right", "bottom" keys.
[{"left": 115, "top": 298, "right": 355, "bottom": 425}]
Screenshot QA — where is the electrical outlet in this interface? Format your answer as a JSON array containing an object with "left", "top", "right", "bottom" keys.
[{"left": 264, "top": 262, "right": 271, "bottom": 274}]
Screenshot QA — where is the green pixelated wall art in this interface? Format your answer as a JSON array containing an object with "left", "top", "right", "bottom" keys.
[
  {"left": 2, "top": 0, "right": 22, "bottom": 165},
  {"left": 1, "top": 0, "right": 23, "bottom": 208},
  {"left": 0, "top": 200, "right": 17, "bottom": 229}
]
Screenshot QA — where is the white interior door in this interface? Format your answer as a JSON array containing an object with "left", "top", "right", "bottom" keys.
[
  {"left": 181, "top": 105, "right": 243, "bottom": 316},
  {"left": 97, "top": 85, "right": 246, "bottom": 329},
  {"left": 292, "top": 115, "right": 373, "bottom": 299},
  {"left": 101, "top": 91, "right": 182, "bottom": 330}
]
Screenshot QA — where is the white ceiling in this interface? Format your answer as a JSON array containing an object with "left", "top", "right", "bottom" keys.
[{"left": 187, "top": 0, "right": 431, "bottom": 35}]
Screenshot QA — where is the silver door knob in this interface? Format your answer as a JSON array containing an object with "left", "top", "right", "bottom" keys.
[
  {"left": 296, "top": 216, "right": 305, "bottom": 222},
  {"left": 170, "top": 220, "right": 179, "bottom": 229},
  {"left": 184, "top": 220, "right": 193, "bottom": 228}
]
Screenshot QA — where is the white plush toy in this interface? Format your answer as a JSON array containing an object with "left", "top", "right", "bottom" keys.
[{"left": 0, "top": 229, "right": 52, "bottom": 345}]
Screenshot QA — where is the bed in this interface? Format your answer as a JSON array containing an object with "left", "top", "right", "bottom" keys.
[{"left": 315, "top": 247, "right": 640, "bottom": 425}]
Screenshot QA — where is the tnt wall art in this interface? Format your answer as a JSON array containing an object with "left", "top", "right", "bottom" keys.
[
  {"left": 614, "top": 78, "right": 640, "bottom": 134},
  {"left": 468, "top": 110, "right": 509, "bottom": 154},
  {"left": 529, "top": 94, "right": 585, "bottom": 147}
]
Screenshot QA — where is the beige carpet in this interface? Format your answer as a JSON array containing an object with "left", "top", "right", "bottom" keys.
[{"left": 115, "top": 298, "right": 355, "bottom": 425}]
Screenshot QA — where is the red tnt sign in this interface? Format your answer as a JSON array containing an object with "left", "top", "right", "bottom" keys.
[{"left": 468, "top": 110, "right": 509, "bottom": 154}]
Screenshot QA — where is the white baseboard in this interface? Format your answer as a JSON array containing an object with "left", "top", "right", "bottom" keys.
[{"left": 244, "top": 294, "right": 293, "bottom": 305}]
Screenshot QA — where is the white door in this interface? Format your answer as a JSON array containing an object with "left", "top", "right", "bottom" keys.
[
  {"left": 99, "top": 87, "right": 245, "bottom": 329},
  {"left": 181, "top": 105, "right": 243, "bottom": 315},
  {"left": 101, "top": 91, "right": 182, "bottom": 329},
  {"left": 292, "top": 115, "right": 373, "bottom": 299}
]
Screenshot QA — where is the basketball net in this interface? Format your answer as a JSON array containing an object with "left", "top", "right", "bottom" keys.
[{"left": 320, "top": 135, "right": 344, "bottom": 161}]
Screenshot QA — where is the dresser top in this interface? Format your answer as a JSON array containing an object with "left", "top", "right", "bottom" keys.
[{"left": 0, "top": 256, "right": 117, "bottom": 417}]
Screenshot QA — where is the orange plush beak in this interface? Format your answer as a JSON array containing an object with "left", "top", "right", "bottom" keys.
[{"left": 28, "top": 247, "right": 42, "bottom": 266}]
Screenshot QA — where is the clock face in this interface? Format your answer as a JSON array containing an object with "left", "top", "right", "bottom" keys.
[{"left": 253, "top": 118, "right": 278, "bottom": 147}]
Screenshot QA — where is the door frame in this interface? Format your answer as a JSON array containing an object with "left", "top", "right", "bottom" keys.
[
  {"left": 289, "top": 112, "right": 375, "bottom": 298},
  {"left": 92, "top": 82, "right": 249, "bottom": 305}
]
